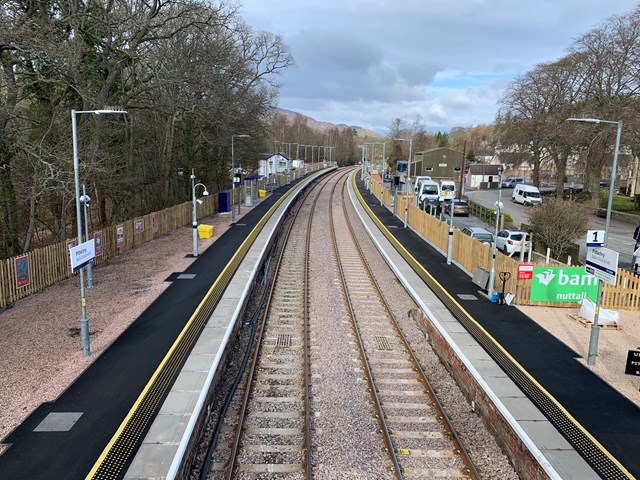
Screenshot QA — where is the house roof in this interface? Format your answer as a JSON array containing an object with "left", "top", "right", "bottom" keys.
[
  {"left": 416, "top": 147, "right": 464, "bottom": 155},
  {"left": 259, "top": 153, "right": 290, "bottom": 161}
]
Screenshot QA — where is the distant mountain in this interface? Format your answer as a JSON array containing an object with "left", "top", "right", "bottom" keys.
[{"left": 276, "top": 108, "right": 383, "bottom": 138}]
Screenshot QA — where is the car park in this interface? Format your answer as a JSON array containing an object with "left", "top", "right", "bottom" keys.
[
  {"left": 445, "top": 199, "right": 469, "bottom": 216},
  {"left": 495, "top": 229, "right": 530, "bottom": 255},
  {"left": 461, "top": 226, "right": 494, "bottom": 246}
]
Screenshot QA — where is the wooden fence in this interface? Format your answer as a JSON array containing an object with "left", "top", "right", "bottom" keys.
[
  {"left": 375, "top": 176, "right": 639, "bottom": 311},
  {"left": 0, "top": 194, "right": 218, "bottom": 308},
  {"left": 0, "top": 166, "right": 327, "bottom": 309}
]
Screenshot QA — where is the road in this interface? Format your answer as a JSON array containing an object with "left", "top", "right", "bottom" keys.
[{"left": 464, "top": 188, "right": 637, "bottom": 268}]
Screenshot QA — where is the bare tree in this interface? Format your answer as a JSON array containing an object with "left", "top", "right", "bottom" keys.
[{"left": 528, "top": 197, "right": 589, "bottom": 260}]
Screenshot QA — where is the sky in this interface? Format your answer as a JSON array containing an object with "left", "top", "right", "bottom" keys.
[{"left": 238, "top": 1, "right": 639, "bottom": 134}]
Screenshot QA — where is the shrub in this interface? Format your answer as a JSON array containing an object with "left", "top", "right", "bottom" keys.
[{"left": 528, "top": 198, "right": 589, "bottom": 260}]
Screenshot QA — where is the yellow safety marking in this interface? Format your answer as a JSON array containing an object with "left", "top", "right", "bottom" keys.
[
  {"left": 351, "top": 171, "right": 634, "bottom": 480},
  {"left": 86, "top": 169, "right": 329, "bottom": 479}
]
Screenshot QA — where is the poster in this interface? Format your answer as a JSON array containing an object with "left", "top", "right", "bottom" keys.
[
  {"left": 134, "top": 218, "right": 144, "bottom": 235},
  {"left": 530, "top": 266, "right": 598, "bottom": 303},
  {"left": 116, "top": 224, "right": 125, "bottom": 247},
  {"left": 94, "top": 230, "right": 103, "bottom": 256},
  {"left": 151, "top": 212, "right": 158, "bottom": 233},
  {"left": 15, "top": 255, "right": 30, "bottom": 289}
]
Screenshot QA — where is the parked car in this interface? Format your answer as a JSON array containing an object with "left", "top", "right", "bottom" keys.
[
  {"left": 495, "top": 230, "right": 530, "bottom": 255},
  {"left": 501, "top": 176, "right": 525, "bottom": 188},
  {"left": 461, "top": 227, "right": 494, "bottom": 246},
  {"left": 419, "top": 196, "right": 442, "bottom": 214},
  {"left": 445, "top": 199, "right": 469, "bottom": 216}
]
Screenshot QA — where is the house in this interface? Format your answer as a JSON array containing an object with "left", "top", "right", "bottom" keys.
[
  {"left": 465, "top": 164, "right": 504, "bottom": 189},
  {"left": 413, "top": 147, "right": 465, "bottom": 180},
  {"left": 259, "top": 153, "right": 291, "bottom": 177}
]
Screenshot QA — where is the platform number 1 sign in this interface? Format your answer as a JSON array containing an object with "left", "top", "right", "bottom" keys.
[{"left": 586, "top": 230, "right": 605, "bottom": 248}]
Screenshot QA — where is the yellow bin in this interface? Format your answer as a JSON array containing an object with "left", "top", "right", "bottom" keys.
[
  {"left": 259, "top": 189, "right": 266, "bottom": 198},
  {"left": 197, "top": 224, "right": 214, "bottom": 239}
]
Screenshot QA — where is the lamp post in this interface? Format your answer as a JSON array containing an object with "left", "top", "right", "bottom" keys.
[
  {"left": 446, "top": 193, "right": 455, "bottom": 265},
  {"left": 80, "top": 184, "right": 93, "bottom": 288},
  {"left": 369, "top": 142, "right": 385, "bottom": 205},
  {"left": 394, "top": 137, "right": 413, "bottom": 228},
  {"left": 488, "top": 173, "right": 503, "bottom": 298},
  {"left": 567, "top": 117, "right": 623, "bottom": 366},
  {"left": 191, "top": 168, "right": 209, "bottom": 257},
  {"left": 72, "top": 108, "right": 127, "bottom": 356},
  {"left": 231, "top": 134, "right": 250, "bottom": 223}
]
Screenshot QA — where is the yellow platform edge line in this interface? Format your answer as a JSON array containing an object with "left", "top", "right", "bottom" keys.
[{"left": 85, "top": 171, "right": 326, "bottom": 479}]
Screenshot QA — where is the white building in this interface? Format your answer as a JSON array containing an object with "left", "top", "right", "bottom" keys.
[{"left": 259, "top": 153, "right": 291, "bottom": 177}]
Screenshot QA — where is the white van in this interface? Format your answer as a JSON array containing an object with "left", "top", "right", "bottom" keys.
[
  {"left": 413, "top": 176, "right": 432, "bottom": 196},
  {"left": 439, "top": 180, "right": 456, "bottom": 201},
  {"left": 417, "top": 180, "right": 440, "bottom": 207},
  {"left": 512, "top": 184, "right": 542, "bottom": 206}
]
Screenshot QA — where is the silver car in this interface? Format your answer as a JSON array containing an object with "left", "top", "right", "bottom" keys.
[{"left": 461, "top": 227, "right": 494, "bottom": 246}]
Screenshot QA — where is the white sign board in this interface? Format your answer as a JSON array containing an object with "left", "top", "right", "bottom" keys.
[
  {"left": 586, "top": 230, "right": 606, "bottom": 247},
  {"left": 585, "top": 246, "right": 619, "bottom": 285},
  {"left": 69, "top": 239, "right": 96, "bottom": 272}
]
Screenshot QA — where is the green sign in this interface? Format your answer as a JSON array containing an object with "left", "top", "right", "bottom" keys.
[{"left": 530, "top": 266, "right": 598, "bottom": 303}]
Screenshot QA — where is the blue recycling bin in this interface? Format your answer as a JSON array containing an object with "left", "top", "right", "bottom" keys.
[{"left": 218, "top": 191, "right": 230, "bottom": 213}]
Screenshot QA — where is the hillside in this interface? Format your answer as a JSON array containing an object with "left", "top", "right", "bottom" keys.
[{"left": 277, "top": 108, "right": 383, "bottom": 138}]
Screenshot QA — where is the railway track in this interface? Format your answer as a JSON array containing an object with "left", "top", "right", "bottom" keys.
[
  {"left": 196, "top": 168, "right": 481, "bottom": 478},
  {"left": 199, "top": 172, "right": 336, "bottom": 479},
  {"left": 328, "top": 172, "right": 480, "bottom": 479}
]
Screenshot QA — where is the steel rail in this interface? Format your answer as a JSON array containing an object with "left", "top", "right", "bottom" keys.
[
  {"left": 339, "top": 174, "right": 480, "bottom": 479},
  {"left": 223, "top": 170, "right": 341, "bottom": 478},
  {"left": 328, "top": 171, "right": 404, "bottom": 479},
  {"left": 351, "top": 170, "right": 635, "bottom": 480}
]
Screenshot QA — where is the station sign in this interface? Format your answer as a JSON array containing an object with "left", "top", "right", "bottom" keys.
[
  {"left": 585, "top": 247, "right": 618, "bottom": 286},
  {"left": 69, "top": 239, "right": 96, "bottom": 272}
]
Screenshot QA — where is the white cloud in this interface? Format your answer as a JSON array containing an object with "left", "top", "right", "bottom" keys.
[{"left": 240, "top": 0, "right": 638, "bottom": 132}]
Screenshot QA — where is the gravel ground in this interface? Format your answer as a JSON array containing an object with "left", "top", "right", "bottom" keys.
[
  {"left": 0, "top": 208, "right": 248, "bottom": 444},
  {"left": 308, "top": 177, "right": 392, "bottom": 478},
  {"left": 341, "top": 182, "right": 519, "bottom": 479}
]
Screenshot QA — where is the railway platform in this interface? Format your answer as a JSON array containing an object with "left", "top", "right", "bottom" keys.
[
  {"left": 351, "top": 174, "right": 640, "bottom": 480},
  {"left": 0, "top": 170, "right": 325, "bottom": 480},
  {"left": 1, "top": 166, "right": 639, "bottom": 480}
]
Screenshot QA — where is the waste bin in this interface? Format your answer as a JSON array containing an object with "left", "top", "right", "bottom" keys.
[
  {"left": 197, "top": 224, "right": 214, "bottom": 239},
  {"left": 218, "top": 191, "right": 230, "bottom": 212},
  {"left": 259, "top": 189, "right": 266, "bottom": 198}
]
